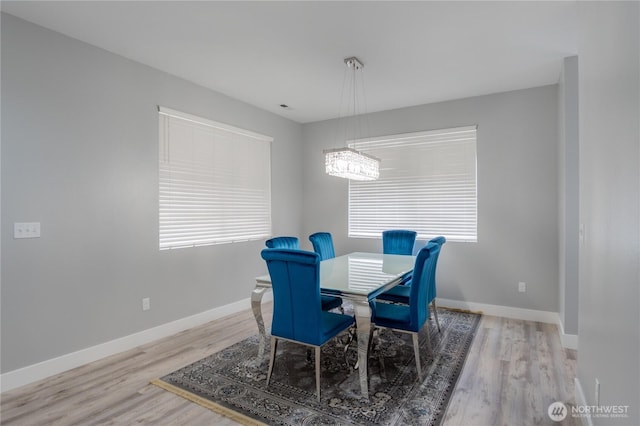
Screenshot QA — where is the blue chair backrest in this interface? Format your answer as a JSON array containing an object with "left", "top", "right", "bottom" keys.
[
  {"left": 429, "top": 236, "right": 446, "bottom": 247},
  {"left": 261, "top": 249, "right": 324, "bottom": 346},
  {"left": 426, "top": 236, "right": 446, "bottom": 302},
  {"left": 309, "top": 232, "right": 336, "bottom": 260},
  {"left": 265, "top": 236, "right": 300, "bottom": 249},
  {"left": 382, "top": 230, "right": 417, "bottom": 255},
  {"left": 409, "top": 244, "right": 440, "bottom": 330}
]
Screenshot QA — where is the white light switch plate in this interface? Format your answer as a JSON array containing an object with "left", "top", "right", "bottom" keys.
[{"left": 14, "top": 222, "right": 41, "bottom": 239}]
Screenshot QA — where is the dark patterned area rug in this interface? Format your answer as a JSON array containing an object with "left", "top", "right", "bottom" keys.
[{"left": 153, "top": 307, "right": 481, "bottom": 425}]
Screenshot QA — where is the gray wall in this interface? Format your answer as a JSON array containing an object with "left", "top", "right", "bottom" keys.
[
  {"left": 577, "top": 2, "right": 640, "bottom": 424},
  {"left": 1, "top": 14, "right": 303, "bottom": 373},
  {"left": 558, "top": 56, "right": 580, "bottom": 336},
  {"left": 301, "top": 86, "right": 560, "bottom": 312}
]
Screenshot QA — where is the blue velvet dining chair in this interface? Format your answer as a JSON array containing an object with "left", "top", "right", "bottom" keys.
[
  {"left": 309, "top": 232, "right": 336, "bottom": 261},
  {"left": 375, "top": 236, "right": 446, "bottom": 332},
  {"left": 382, "top": 229, "right": 417, "bottom": 286},
  {"left": 265, "top": 237, "right": 343, "bottom": 312},
  {"left": 370, "top": 243, "right": 440, "bottom": 378},
  {"left": 424, "top": 236, "right": 446, "bottom": 331},
  {"left": 265, "top": 236, "right": 300, "bottom": 249},
  {"left": 261, "top": 248, "right": 355, "bottom": 401},
  {"left": 382, "top": 229, "right": 417, "bottom": 255}
]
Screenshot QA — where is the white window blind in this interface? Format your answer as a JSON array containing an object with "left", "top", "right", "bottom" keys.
[
  {"left": 349, "top": 125, "right": 477, "bottom": 242},
  {"left": 159, "top": 107, "right": 272, "bottom": 250}
]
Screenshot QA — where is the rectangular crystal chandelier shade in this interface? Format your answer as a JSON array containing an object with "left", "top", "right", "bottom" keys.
[{"left": 324, "top": 147, "right": 380, "bottom": 181}]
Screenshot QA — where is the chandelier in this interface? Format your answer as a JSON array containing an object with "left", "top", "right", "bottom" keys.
[
  {"left": 324, "top": 147, "right": 380, "bottom": 181},
  {"left": 324, "top": 57, "right": 380, "bottom": 181}
]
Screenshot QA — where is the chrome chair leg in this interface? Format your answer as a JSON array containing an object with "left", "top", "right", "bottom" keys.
[
  {"left": 368, "top": 327, "right": 376, "bottom": 353},
  {"left": 315, "top": 346, "right": 321, "bottom": 402},
  {"left": 266, "top": 337, "right": 278, "bottom": 387},
  {"left": 368, "top": 327, "right": 382, "bottom": 352},
  {"left": 412, "top": 333, "right": 422, "bottom": 377},
  {"left": 343, "top": 326, "right": 356, "bottom": 368},
  {"left": 431, "top": 300, "right": 441, "bottom": 332}
]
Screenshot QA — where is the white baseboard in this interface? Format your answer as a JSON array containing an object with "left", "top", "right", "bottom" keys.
[
  {"left": 437, "top": 298, "right": 559, "bottom": 323},
  {"left": 574, "top": 377, "right": 594, "bottom": 426},
  {"left": 4, "top": 294, "right": 573, "bottom": 393},
  {"left": 557, "top": 319, "right": 579, "bottom": 350},
  {"left": 560, "top": 333, "right": 579, "bottom": 350},
  {"left": 437, "top": 298, "right": 578, "bottom": 350},
  {"left": 0, "top": 294, "right": 272, "bottom": 393}
]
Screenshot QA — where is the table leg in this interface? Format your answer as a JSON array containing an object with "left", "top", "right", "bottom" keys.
[
  {"left": 353, "top": 299, "right": 372, "bottom": 400},
  {"left": 251, "top": 287, "right": 268, "bottom": 360}
]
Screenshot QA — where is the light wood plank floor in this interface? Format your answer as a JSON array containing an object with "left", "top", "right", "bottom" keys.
[{"left": 1, "top": 306, "right": 578, "bottom": 425}]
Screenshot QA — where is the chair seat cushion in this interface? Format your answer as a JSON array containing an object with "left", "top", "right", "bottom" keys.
[
  {"left": 319, "top": 311, "right": 355, "bottom": 345},
  {"left": 321, "top": 295, "right": 343, "bottom": 311},
  {"left": 376, "top": 285, "right": 410, "bottom": 304},
  {"left": 371, "top": 301, "right": 413, "bottom": 331}
]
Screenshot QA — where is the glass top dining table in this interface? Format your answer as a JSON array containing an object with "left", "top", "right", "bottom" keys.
[{"left": 252, "top": 251, "right": 416, "bottom": 400}]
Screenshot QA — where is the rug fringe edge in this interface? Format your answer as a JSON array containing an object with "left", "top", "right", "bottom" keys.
[
  {"left": 441, "top": 306, "right": 483, "bottom": 315},
  {"left": 150, "top": 379, "right": 267, "bottom": 426}
]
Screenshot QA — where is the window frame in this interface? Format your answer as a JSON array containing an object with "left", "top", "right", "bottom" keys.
[
  {"left": 347, "top": 125, "right": 478, "bottom": 242},
  {"left": 158, "top": 106, "right": 273, "bottom": 250}
]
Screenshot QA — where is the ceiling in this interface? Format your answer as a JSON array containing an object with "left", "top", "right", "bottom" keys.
[{"left": 1, "top": 1, "right": 578, "bottom": 123}]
